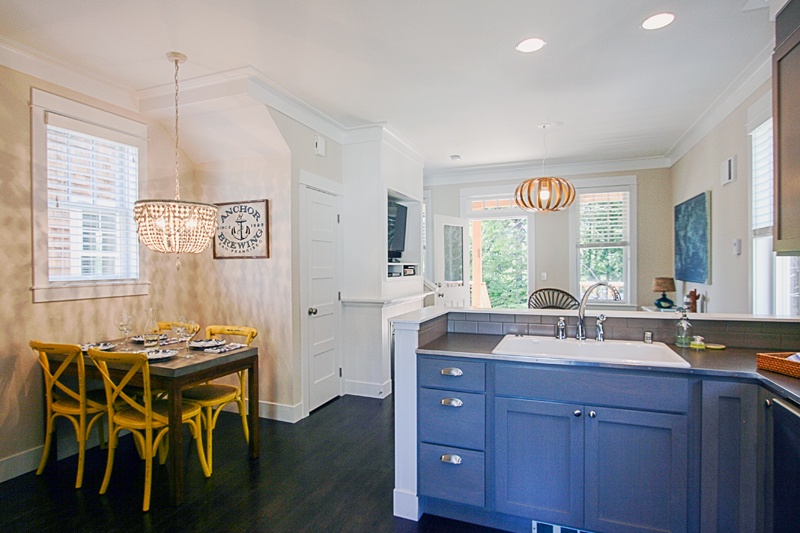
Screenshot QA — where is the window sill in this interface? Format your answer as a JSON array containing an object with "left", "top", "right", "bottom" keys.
[{"left": 31, "top": 281, "right": 150, "bottom": 303}]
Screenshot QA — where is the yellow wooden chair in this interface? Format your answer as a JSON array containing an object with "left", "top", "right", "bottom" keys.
[
  {"left": 31, "top": 340, "right": 108, "bottom": 489},
  {"left": 87, "top": 348, "right": 210, "bottom": 512},
  {"left": 157, "top": 321, "right": 200, "bottom": 337},
  {"left": 181, "top": 325, "right": 257, "bottom": 473}
]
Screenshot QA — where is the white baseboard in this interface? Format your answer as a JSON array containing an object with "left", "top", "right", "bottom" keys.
[
  {"left": 393, "top": 488, "right": 422, "bottom": 520},
  {"left": 344, "top": 378, "right": 393, "bottom": 399},
  {"left": 0, "top": 446, "right": 43, "bottom": 484},
  {"left": 219, "top": 398, "right": 306, "bottom": 423}
]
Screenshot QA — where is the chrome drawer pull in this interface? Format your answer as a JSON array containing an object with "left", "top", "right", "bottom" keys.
[
  {"left": 441, "top": 397, "right": 463, "bottom": 407},
  {"left": 440, "top": 367, "right": 463, "bottom": 377},
  {"left": 440, "top": 454, "right": 462, "bottom": 465}
]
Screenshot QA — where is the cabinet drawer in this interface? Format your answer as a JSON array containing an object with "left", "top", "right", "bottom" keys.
[
  {"left": 419, "top": 388, "right": 485, "bottom": 449},
  {"left": 419, "top": 356, "right": 485, "bottom": 392},
  {"left": 495, "top": 364, "right": 689, "bottom": 413},
  {"left": 419, "top": 443, "right": 485, "bottom": 507}
]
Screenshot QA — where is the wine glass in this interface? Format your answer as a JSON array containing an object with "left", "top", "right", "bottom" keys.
[
  {"left": 177, "top": 318, "right": 197, "bottom": 357},
  {"left": 173, "top": 317, "right": 188, "bottom": 348},
  {"left": 115, "top": 312, "right": 133, "bottom": 351}
]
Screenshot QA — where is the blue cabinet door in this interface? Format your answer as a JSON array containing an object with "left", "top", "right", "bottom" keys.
[
  {"left": 584, "top": 406, "right": 688, "bottom": 533},
  {"left": 495, "top": 397, "right": 584, "bottom": 528},
  {"left": 700, "top": 380, "right": 758, "bottom": 533}
]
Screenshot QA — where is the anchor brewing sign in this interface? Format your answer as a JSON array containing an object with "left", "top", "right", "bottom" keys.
[{"left": 213, "top": 200, "right": 269, "bottom": 259}]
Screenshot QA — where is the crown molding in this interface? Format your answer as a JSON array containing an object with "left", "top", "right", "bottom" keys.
[
  {"left": 665, "top": 40, "right": 774, "bottom": 165},
  {"left": 0, "top": 36, "right": 138, "bottom": 111},
  {"left": 137, "top": 66, "right": 425, "bottom": 163},
  {"left": 424, "top": 156, "right": 671, "bottom": 187},
  {"left": 342, "top": 123, "right": 426, "bottom": 167}
]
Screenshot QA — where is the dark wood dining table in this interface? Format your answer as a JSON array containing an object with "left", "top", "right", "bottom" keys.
[{"left": 52, "top": 343, "right": 259, "bottom": 506}]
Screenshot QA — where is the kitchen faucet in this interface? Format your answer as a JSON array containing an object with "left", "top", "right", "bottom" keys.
[{"left": 576, "top": 282, "right": 621, "bottom": 341}]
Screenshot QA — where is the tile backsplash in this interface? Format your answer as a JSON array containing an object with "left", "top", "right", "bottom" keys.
[{"left": 446, "top": 312, "right": 800, "bottom": 351}]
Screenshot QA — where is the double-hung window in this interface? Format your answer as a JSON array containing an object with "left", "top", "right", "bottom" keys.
[
  {"left": 750, "top": 117, "right": 799, "bottom": 315},
  {"left": 31, "top": 89, "right": 149, "bottom": 302},
  {"left": 569, "top": 177, "right": 637, "bottom": 306}
]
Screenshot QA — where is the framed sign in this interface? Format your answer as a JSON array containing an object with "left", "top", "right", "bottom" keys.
[{"left": 213, "top": 200, "right": 269, "bottom": 259}]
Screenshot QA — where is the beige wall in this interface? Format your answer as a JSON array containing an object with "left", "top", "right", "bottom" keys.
[
  {"left": 425, "top": 167, "right": 673, "bottom": 308},
  {"left": 0, "top": 64, "right": 180, "bottom": 470},
  {"left": 0, "top": 63, "right": 344, "bottom": 480},
  {"left": 671, "top": 80, "right": 771, "bottom": 313},
  {"left": 269, "top": 109, "right": 343, "bottom": 413}
]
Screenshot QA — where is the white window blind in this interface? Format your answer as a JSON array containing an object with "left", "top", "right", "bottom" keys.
[
  {"left": 579, "top": 191, "right": 630, "bottom": 247},
  {"left": 751, "top": 118, "right": 773, "bottom": 235},
  {"left": 45, "top": 118, "right": 139, "bottom": 282}
]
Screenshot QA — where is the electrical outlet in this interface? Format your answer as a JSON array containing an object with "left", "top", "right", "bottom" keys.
[{"left": 541, "top": 272, "right": 548, "bottom": 281}]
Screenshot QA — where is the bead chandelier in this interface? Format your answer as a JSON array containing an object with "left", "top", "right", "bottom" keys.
[
  {"left": 514, "top": 124, "right": 576, "bottom": 212},
  {"left": 134, "top": 52, "right": 217, "bottom": 254}
]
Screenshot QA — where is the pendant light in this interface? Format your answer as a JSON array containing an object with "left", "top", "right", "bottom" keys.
[
  {"left": 514, "top": 124, "right": 576, "bottom": 212},
  {"left": 134, "top": 52, "right": 218, "bottom": 254}
]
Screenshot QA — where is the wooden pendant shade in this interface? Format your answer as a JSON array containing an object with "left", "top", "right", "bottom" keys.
[{"left": 514, "top": 176, "right": 576, "bottom": 212}]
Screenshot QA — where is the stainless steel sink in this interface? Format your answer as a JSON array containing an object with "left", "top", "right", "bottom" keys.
[{"left": 491, "top": 335, "right": 690, "bottom": 368}]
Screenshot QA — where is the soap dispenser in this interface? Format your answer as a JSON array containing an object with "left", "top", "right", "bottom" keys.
[{"left": 675, "top": 307, "right": 692, "bottom": 348}]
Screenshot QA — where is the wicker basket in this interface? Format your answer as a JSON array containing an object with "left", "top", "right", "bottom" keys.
[{"left": 756, "top": 352, "right": 800, "bottom": 378}]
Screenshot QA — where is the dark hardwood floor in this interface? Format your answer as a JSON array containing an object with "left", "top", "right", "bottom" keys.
[{"left": 0, "top": 395, "right": 503, "bottom": 532}]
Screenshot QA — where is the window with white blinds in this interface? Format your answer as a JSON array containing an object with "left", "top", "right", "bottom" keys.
[
  {"left": 750, "top": 117, "right": 799, "bottom": 316},
  {"left": 46, "top": 122, "right": 139, "bottom": 282},
  {"left": 579, "top": 191, "right": 630, "bottom": 246},
  {"left": 31, "top": 89, "right": 148, "bottom": 302},
  {"left": 576, "top": 190, "right": 631, "bottom": 304},
  {"left": 751, "top": 119, "right": 774, "bottom": 235}
]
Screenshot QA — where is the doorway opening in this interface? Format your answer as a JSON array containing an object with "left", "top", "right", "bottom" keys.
[{"left": 470, "top": 218, "right": 529, "bottom": 309}]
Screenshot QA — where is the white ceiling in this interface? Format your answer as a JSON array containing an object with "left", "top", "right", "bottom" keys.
[{"left": 0, "top": 1, "right": 775, "bottom": 175}]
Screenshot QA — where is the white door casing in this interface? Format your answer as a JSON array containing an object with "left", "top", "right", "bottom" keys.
[
  {"left": 301, "top": 186, "right": 342, "bottom": 413},
  {"left": 433, "top": 215, "right": 470, "bottom": 307}
]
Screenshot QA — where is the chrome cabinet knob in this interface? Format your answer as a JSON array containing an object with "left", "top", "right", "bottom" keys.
[
  {"left": 574, "top": 409, "right": 582, "bottom": 417},
  {"left": 307, "top": 307, "right": 318, "bottom": 315},
  {"left": 589, "top": 410, "right": 597, "bottom": 418}
]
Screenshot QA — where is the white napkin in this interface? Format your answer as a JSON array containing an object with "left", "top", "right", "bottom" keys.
[
  {"left": 204, "top": 343, "right": 246, "bottom": 354},
  {"left": 786, "top": 353, "right": 800, "bottom": 363}
]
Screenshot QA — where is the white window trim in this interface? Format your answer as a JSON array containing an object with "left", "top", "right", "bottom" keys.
[
  {"left": 31, "top": 89, "right": 150, "bottom": 303},
  {"left": 747, "top": 91, "right": 772, "bottom": 314},
  {"left": 568, "top": 175, "right": 638, "bottom": 308}
]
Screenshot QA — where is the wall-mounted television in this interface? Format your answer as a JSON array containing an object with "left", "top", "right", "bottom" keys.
[{"left": 388, "top": 202, "right": 408, "bottom": 260}]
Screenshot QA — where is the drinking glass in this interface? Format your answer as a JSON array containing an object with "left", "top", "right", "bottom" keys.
[
  {"left": 173, "top": 317, "right": 188, "bottom": 349},
  {"left": 180, "top": 319, "right": 198, "bottom": 357},
  {"left": 115, "top": 312, "right": 134, "bottom": 351}
]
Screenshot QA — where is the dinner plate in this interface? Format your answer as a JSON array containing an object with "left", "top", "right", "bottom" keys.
[
  {"left": 82, "top": 342, "right": 116, "bottom": 352},
  {"left": 146, "top": 349, "right": 178, "bottom": 361},
  {"left": 131, "top": 334, "right": 168, "bottom": 343},
  {"left": 189, "top": 339, "right": 226, "bottom": 349}
]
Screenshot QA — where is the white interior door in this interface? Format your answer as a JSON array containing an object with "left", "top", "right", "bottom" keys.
[
  {"left": 302, "top": 187, "right": 341, "bottom": 412},
  {"left": 433, "top": 215, "right": 471, "bottom": 307}
]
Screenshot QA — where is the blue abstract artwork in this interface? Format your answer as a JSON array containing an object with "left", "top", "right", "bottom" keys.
[{"left": 674, "top": 191, "right": 711, "bottom": 284}]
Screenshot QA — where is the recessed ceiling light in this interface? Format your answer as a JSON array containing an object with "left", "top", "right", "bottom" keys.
[
  {"left": 516, "top": 38, "right": 546, "bottom": 53},
  {"left": 642, "top": 13, "right": 675, "bottom": 30},
  {"left": 450, "top": 154, "right": 462, "bottom": 161}
]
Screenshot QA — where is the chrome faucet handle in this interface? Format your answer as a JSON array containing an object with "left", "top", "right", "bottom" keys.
[
  {"left": 595, "top": 314, "right": 606, "bottom": 342},
  {"left": 556, "top": 317, "right": 567, "bottom": 339}
]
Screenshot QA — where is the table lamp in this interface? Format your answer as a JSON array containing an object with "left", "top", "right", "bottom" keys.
[{"left": 652, "top": 277, "right": 676, "bottom": 309}]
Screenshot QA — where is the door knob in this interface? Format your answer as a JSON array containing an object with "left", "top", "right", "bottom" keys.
[{"left": 308, "top": 307, "right": 318, "bottom": 315}]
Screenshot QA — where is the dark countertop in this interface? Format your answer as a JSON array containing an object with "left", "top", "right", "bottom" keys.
[{"left": 417, "top": 333, "right": 800, "bottom": 404}]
